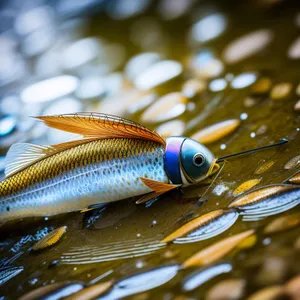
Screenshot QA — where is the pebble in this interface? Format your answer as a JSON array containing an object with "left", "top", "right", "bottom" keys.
[
  {"left": 63, "top": 281, "right": 114, "bottom": 300},
  {"left": 223, "top": 29, "right": 273, "bottom": 64},
  {"left": 14, "top": 6, "right": 54, "bottom": 36},
  {"left": 244, "top": 97, "right": 257, "bottom": 108},
  {"left": 0, "top": 115, "right": 17, "bottom": 137},
  {"left": 209, "top": 78, "right": 227, "bottom": 92},
  {"left": 182, "top": 79, "right": 206, "bottom": 98},
  {"left": 229, "top": 185, "right": 300, "bottom": 221},
  {"left": 195, "top": 59, "right": 224, "bottom": 79},
  {"left": 19, "top": 282, "right": 84, "bottom": 300},
  {"left": 295, "top": 236, "right": 300, "bottom": 250},
  {"left": 251, "top": 78, "right": 272, "bottom": 94},
  {"left": 285, "top": 275, "right": 300, "bottom": 299},
  {"left": 296, "top": 83, "right": 300, "bottom": 96},
  {"left": 233, "top": 179, "right": 262, "bottom": 196},
  {"left": 162, "top": 209, "right": 238, "bottom": 243},
  {"left": 284, "top": 155, "right": 300, "bottom": 169},
  {"left": 62, "top": 37, "right": 104, "bottom": 70},
  {"left": 191, "top": 119, "right": 240, "bottom": 144},
  {"left": 264, "top": 212, "right": 300, "bottom": 234},
  {"left": 294, "top": 100, "right": 300, "bottom": 111},
  {"left": 134, "top": 60, "right": 182, "bottom": 90},
  {"left": 270, "top": 83, "right": 292, "bottom": 100},
  {"left": 254, "top": 161, "right": 275, "bottom": 175},
  {"left": 32, "top": 226, "right": 67, "bottom": 251},
  {"left": 247, "top": 286, "right": 286, "bottom": 300},
  {"left": 99, "top": 89, "right": 147, "bottom": 117},
  {"left": 182, "top": 263, "right": 232, "bottom": 292},
  {"left": 255, "top": 257, "right": 287, "bottom": 285},
  {"left": 288, "top": 36, "right": 300, "bottom": 59},
  {"left": 256, "top": 125, "right": 268, "bottom": 136},
  {"left": 155, "top": 120, "right": 185, "bottom": 137},
  {"left": 191, "top": 13, "right": 227, "bottom": 43},
  {"left": 125, "top": 52, "right": 161, "bottom": 81},
  {"left": 141, "top": 92, "right": 187, "bottom": 123},
  {"left": 237, "top": 234, "right": 257, "bottom": 249},
  {"left": 21, "top": 76, "right": 79, "bottom": 104},
  {"left": 231, "top": 73, "right": 257, "bottom": 89},
  {"left": 288, "top": 172, "right": 300, "bottom": 184},
  {"left": 182, "top": 230, "right": 254, "bottom": 268},
  {"left": 205, "top": 279, "right": 246, "bottom": 300}
]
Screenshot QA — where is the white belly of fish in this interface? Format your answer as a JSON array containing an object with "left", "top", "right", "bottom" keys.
[{"left": 0, "top": 151, "right": 168, "bottom": 220}]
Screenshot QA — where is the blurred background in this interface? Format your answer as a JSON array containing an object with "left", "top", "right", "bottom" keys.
[
  {"left": 1, "top": 0, "right": 300, "bottom": 299},
  {"left": 1, "top": 0, "right": 299, "bottom": 163}
]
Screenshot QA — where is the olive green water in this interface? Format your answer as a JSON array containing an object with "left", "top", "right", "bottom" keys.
[{"left": 1, "top": 0, "right": 300, "bottom": 299}]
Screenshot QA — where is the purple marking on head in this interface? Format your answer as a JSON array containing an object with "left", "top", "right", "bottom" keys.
[{"left": 164, "top": 137, "right": 185, "bottom": 184}]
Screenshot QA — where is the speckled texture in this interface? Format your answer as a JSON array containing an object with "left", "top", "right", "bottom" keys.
[{"left": 0, "top": 138, "right": 168, "bottom": 220}]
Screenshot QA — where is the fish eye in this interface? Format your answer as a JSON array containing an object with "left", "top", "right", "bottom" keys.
[{"left": 193, "top": 153, "right": 205, "bottom": 167}]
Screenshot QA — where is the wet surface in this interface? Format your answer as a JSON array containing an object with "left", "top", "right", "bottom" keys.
[{"left": 0, "top": 0, "right": 300, "bottom": 299}]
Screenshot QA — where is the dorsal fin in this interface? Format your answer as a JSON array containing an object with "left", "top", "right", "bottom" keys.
[
  {"left": 35, "top": 113, "right": 165, "bottom": 145},
  {"left": 4, "top": 139, "right": 95, "bottom": 178}
]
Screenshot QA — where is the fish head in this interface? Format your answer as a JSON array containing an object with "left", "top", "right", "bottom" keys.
[{"left": 164, "top": 137, "right": 219, "bottom": 185}]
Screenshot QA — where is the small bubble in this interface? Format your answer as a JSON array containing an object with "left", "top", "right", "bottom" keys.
[
  {"left": 44, "top": 217, "right": 48, "bottom": 221},
  {"left": 73, "top": 267, "right": 77, "bottom": 271},
  {"left": 263, "top": 237, "right": 271, "bottom": 245},
  {"left": 152, "top": 220, "right": 157, "bottom": 225},
  {"left": 87, "top": 274, "right": 91, "bottom": 278},
  {"left": 50, "top": 279, "right": 55, "bottom": 284},
  {"left": 136, "top": 261, "right": 143, "bottom": 268},
  {"left": 137, "top": 233, "right": 141, "bottom": 237},
  {"left": 250, "top": 132, "right": 256, "bottom": 138},
  {"left": 297, "top": 128, "right": 300, "bottom": 131},
  {"left": 220, "top": 144, "right": 226, "bottom": 150},
  {"left": 240, "top": 112, "right": 248, "bottom": 120}
]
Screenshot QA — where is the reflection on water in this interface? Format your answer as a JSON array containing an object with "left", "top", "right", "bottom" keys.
[
  {"left": 61, "top": 239, "right": 166, "bottom": 264},
  {"left": 0, "top": 0, "right": 300, "bottom": 299},
  {"left": 182, "top": 263, "right": 232, "bottom": 291},
  {"left": 100, "top": 265, "right": 179, "bottom": 300}
]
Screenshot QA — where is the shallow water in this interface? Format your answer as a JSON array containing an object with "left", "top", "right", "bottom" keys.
[{"left": 0, "top": 0, "right": 300, "bottom": 299}]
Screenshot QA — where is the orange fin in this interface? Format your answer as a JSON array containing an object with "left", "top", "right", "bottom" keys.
[
  {"left": 35, "top": 113, "right": 165, "bottom": 145},
  {"left": 140, "top": 177, "right": 180, "bottom": 193},
  {"left": 136, "top": 191, "right": 164, "bottom": 204}
]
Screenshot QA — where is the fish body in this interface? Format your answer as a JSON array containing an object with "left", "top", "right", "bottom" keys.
[
  {"left": 0, "top": 113, "right": 216, "bottom": 221},
  {"left": 0, "top": 139, "right": 167, "bottom": 220}
]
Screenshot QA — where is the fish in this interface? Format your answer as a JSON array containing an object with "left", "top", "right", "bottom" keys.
[{"left": 0, "top": 113, "right": 219, "bottom": 221}]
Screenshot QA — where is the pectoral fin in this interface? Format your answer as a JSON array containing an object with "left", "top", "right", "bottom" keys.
[
  {"left": 136, "top": 191, "right": 164, "bottom": 204},
  {"left": 80, "top": 203, "right": 107, "bottom": 213},
  {"left": 140, "top": 177, "right": 180, "bottom": 193}
]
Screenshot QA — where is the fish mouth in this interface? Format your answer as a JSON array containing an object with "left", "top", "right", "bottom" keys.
[{"left": 207, "top": 159, "right": 220, "bottom": 177}]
